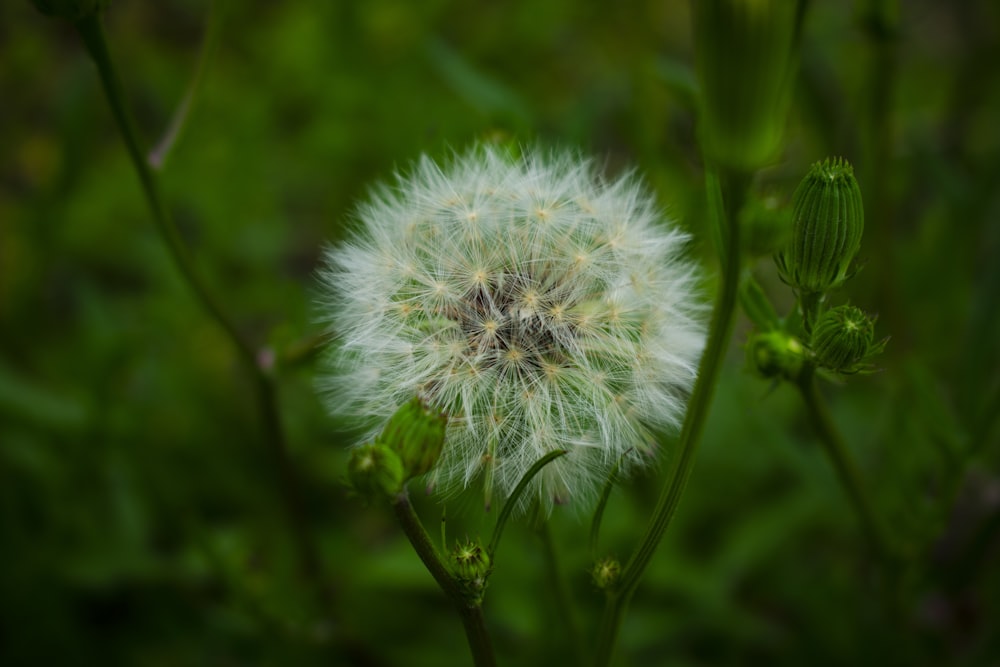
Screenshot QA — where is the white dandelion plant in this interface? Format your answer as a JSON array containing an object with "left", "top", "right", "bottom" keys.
[{"left": 318, "top": 145, "right": 706, "bottom": 514}]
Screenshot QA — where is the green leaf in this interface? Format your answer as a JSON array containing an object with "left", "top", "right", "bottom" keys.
[
  {"left": 487, "top": 449, "right": 566, "bottom": 559},
  {"left": 739, "top": 273, "right": 780, "bottom": 331}
]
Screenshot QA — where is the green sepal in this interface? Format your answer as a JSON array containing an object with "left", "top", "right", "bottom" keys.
[
  {"left": 347, "top": 443, "right": 405, "bottom": 500},
  {"left": 487, "top": 449, "right": 567, "bottom": 559},
  {"left": 589, "top": 450, "right": 631, "bottom": 561},
  {"left": 739, "top": 274, "right": 780, "bottom": 331},
  {"left": 376, "top": 396, "right": 448, "bottom": 481}
]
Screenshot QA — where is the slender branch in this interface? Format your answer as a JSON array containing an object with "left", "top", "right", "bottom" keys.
[
  {"left": 149, "top": 0, "right": 224, "bottom": 169},
  {"left": 392, "top": 492, "right": 497, "bottom": 667},
  {"left": 74, "top": 13, "right": 255, "bottom": 367},
  {"left": 593, "top": 168, "right": 747, "bottom": 666},
  {"left": 794, "top": 367, "right": 893, "bottom": 565},
  {"left": 73, "top": 14, "right": 320, "bottom": 582}
]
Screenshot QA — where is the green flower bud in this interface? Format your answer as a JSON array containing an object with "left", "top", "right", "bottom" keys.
[
  {"left": 450, "top": 540, "right": 492, "bottom": 603},
  {"left": 746, "top": 330, "right": 805, "bottom": 382},
  {"left": 775, "top": 158, "right": 865, "bottom": 294},
  {"left": 376, "top": 396, "right": 447, "bottom": 481},
  {"left": 348, "top": 443, "right": 405, "bottom": 500},
  {"left": 810, "top": 305, "right": 880, "bottom": 373},
  {"left": 694, "top": 0, "right": 798, "bottom": 170},
  {"left": 591, "top": 557, "right": 621, "bottom": 590},
  {"left": 30, "top": 0, "right": 107, "bottom": 21}
]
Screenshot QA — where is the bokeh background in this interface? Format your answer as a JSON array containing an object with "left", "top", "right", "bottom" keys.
[{"left": 2, "top": 1, "right": 999, "bottom": 665}]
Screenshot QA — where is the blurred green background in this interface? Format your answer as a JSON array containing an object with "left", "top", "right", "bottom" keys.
[{"left": 2, "top": 0, "right": 999, "bottom": 665}]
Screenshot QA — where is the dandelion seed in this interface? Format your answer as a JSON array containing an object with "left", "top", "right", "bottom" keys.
[{"left": 318, "top": 145, "right": 705, "bottom": 514}]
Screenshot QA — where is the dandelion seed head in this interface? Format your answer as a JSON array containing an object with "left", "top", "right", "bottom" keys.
[{"left": 318, "top": 145, "right": 705, "bottom": 514}]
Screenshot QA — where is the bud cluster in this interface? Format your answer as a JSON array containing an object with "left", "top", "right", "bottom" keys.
[
  {"left": 746, "top": 157, "right": 885, "bottom": 381},
  {"left": 347, "top": 396, "right": 448, "bottom": 501}
]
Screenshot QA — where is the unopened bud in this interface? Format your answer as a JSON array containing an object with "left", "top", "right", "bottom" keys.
[
  {"left": 348, "top": 443, "right": 405, "bottom": 500},
  {"left": 450, "top": 540, "right": 492, "bottom": 603},
  {"left": 591, "top": 557, "right": 621, "bottom": 590},
  {"left": 747, "top": 330, "right": 805, "bottom": 382},
  {"left": 775, "top": 158, "right": 864, "bottom": 294},
  {"left": 694, "top": 0, "right": 798, "bottom": 169},
  {"left": 810, "top": 305, "right": 880, "bottom": 373},
  {"left": 377, "top": 396, "right": 447, "bottom": 481}
]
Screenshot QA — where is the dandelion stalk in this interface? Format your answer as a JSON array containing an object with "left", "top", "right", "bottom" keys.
[
  {"left": 391, "top": 491, "right": 496, "bottom": 667},
  {"left": 594, "top": 167, "right": 747, "bottom": 667},
  {"left": 73, "top": 14, "right": 320, "bottom": 581},
  {"left": 794, "top": 366, "right": 892, "bottom": 565}
]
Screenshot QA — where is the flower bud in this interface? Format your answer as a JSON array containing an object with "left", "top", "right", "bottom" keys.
[
  {"left": 810, "top": 305, "right": 878, "bottom": 373},
  {"left": 694, "top": 0, "right": 798, "bottom": 169},
  {"left": 746, "top": 330, "right": 805, "bottom": 382},
  {"left": 450, "top": 540, "right": 492, "bottom": 603},
  {"left": 30, "top": 0, "right": 107, "bottom": 21},
  {"left": 376, "top": 396, "right": 447, "bottom": 481},
  {"left": 347, "top": 443, "right": 405, "bottom": 500},
  {"left": 775, "top": 158, "right": 864, "bottom": 294},
  {"left": 591, "top": 557, "right": 621, "bottom": 590}
]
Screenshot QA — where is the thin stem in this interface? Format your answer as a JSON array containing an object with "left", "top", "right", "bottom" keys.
[
  {"left": 392, "top": 492, "right": 497, "bottom": 667},
  {"left": 593, "top": 168, "right": 747, "bottom": 667},
  {"left": 795, "top": 367, "right": 893, "bottom": 565},
  {"left": 73, "top": 14, "right": 320, "bottom": 583},
  {"left": 148, "top": 0, "right": 224, "bottom": 169},
  {"left": 74, "top": 13, "right": 254, "bottom": 367}
]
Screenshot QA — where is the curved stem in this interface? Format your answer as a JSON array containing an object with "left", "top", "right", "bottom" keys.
[
  {"left": 593, "top": 168, "right": 746, "bottom": 667},
  {"left": 392, "top": 492, "right": 497, "bottom": 667},
  {"left": 149, "top": 0, "right": 224, "bottom": 169},
  {"left": 74, "top": 14, "right": 255, "bottom": 367},
  {"left": 794, "top": 367, "right": 893, "bottom": 565},
  {"left": 73, "top": 14, "right": 319, "bottom": 582}
]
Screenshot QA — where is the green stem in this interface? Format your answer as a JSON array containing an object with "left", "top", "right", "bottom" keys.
[
  {"left": 794, "top": 367, "right": 893, "bottom": 565},
  {"left": 73, "top": 14, "right": 320, "bottom": 583},
  {"left": 799, "top": 290, "right": 824, "bottom": 336},
  {"left": 74, "top": 14, "right": 254, "bottom": 367},
  {"left": 148, "top": 0, "right": 224, "bottom": 169},
  {"left": 392, "top": 492, "right": 497, "bottom": 667},
  {"left": 593, "top": 168, "right": 746, "bottom": 667}
]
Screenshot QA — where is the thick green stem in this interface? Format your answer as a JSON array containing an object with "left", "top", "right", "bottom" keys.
[
  {"left": 392, "top": 493, "right": 497, "bottom": 667},
  {"left": 593, "top": 169, "right": 746, "bottom": 667},
  {"left": 795, "top": 367, "right": 893, "bottom": 565},
  {"left": 73, "top": 14, "right": 319, "bottom": 582}
]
